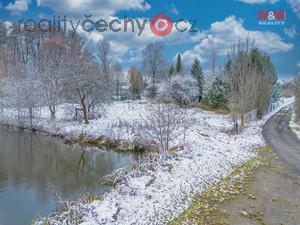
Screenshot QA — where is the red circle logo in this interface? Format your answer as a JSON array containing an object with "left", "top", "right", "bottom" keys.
[{"left": 150, "top": 14, "right": 173, "bottom": 36}]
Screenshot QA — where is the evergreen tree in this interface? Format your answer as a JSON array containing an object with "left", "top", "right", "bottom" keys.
[
  {"left": 175, "top": 54, "right": 182, "bottom": 74},
  {"left": 168, "top": 64, "right": 174, "bottom": 76},
  {"left": 204, "top": 77, "right": 230, "bottom": 108},
  {"left": 250, "top": 48, "right": 277, "bottom": 84},
  {"left": 191, "top": 59, "right": 204, "bottom": 102},
  {"left": 250, "top": 48, "right": 277, "bottom": 118}
]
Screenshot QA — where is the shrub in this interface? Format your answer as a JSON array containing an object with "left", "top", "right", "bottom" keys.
[{"left": 159, "top": 74, "right": 199, "bottom": 107}]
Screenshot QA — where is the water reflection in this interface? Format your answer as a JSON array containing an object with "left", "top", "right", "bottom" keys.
[{"left": 0, "top": 127, "right": 135, "bottom": 225}]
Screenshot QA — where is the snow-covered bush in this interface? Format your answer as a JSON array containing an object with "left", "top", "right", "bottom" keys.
[
  {"left": 137, "top": 103, "right": 188, "bottom": 156},
  {"left": 159, "top": 74, "right": 199, "bottom": 107},
  {"left": 203, "top": 76, "right": 230, "bottom": 109}
]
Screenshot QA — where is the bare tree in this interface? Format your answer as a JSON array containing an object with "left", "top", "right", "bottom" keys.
[
  {"left": 0, "top": 23, "right": 8, "bottom": 76},
  {"left": 295, "top": 75, "right": 300, "bottom": 120},
  {"left": 63, "top": 35, "right": 110, "bottom": 124},
  {"left": 98, "top": 39, "right": 111, "bottom": 79},
  {"left": 225, "top": 40, "right": 259, "bottom": 133},
  {"left": 1, "top": 26, "right": 45, "bottom": 129},
  {"left": 128, "top": 66, "right": 144, "bottom": 100},
  {"left": 138, "top": 104, "right": 187, "bottom": 157},
  {"left": 111, "top": 63, "right": 123, "bottom": 100},
  {"left": 18, "top": 70, "right": 44, "bottom": 129},
  {"left": 6, "top": 60, "right": 44, "bottom": 129},
  {"left": 39, "top": 35, "right": 66, "bottom": 119},
  {"left": 142, "top": 42, "right": 165, "bottom": 98}
]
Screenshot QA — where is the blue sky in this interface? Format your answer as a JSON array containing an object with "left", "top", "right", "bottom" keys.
[{"left": 0, "top": 0, "right": 299, "bottom": 78}]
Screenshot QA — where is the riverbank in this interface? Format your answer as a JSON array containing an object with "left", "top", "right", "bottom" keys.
[
  {"left": 0, "top": 101, "right": 152, "bottom": 152},
  {"left": 0, "top": 99, "right": 294, "bottom": 152},
  {"left": 34, "top": 103, "right": 266, "bottom": 225},
  {"left": 0, "top": 99, "right": 293, "bottom": 225}
]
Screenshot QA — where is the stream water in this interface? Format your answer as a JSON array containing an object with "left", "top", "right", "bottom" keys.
[{"left": 0, "top": 127, "right": 136, "bottom": 225}]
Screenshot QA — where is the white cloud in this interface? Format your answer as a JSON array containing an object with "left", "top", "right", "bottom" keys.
[
  {"left": 5, "top": 0, "right": 31, "bottom": 14},
  {"left": 25, "top": 13, "right": 194, "bottom": 63},
  {"left": 79, "top": 17, "right": 196, "bottom": 63},
  {"left": 287, "top": 0, "right": 300, "bottom": 19},
  {"left": 236, "top": 0, "right": 279, "bottom": 3},
  {"left": 297, "top": 61, "right": 300, "bottom": 67},
  {"left": 181, "top": 16, "right": 294, "bottom": 64},
  {"left": 284, "top": 25, "right": 297, "bottom": 38},
  {"left": 167, "top": 4, "right": 179, "bottom": 15},
  {"left": 37, "top": 0, "right": 151, "bottom": 17}
]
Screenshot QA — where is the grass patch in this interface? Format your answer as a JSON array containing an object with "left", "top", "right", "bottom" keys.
[{"left": 170, "top": 146, "right": 270, "bottom": 225}]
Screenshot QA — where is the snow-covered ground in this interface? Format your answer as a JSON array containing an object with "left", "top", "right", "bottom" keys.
[
  {"left": 263, "top": 97, "right": 294, "bottom": 123},
  {"left": 77, "top": 115, "right": 263, "bottom": 225},
  {"left": 290, "top": 111, "right": 300, "bottom": 140},
  {"left": 0, "top": 101, "right": 149, "bottom": 144},
  {"left": 0, "top": 99, "right": 292, "bottom": 225}
]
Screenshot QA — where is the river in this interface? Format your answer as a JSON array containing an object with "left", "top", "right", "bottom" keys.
[{"left": 0, "top": 127, "right": 136, "bottom": 225}]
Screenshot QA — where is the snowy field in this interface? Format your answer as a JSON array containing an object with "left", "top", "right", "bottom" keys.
[
  {"left": 0, "top": 99, "right": 291, "bottom": 225},
  {"left": 0, "top": 101, "right": 150, "bottom": 144},
  {"left": 77, "top": 113, "right": 263, "bottom": 225}
]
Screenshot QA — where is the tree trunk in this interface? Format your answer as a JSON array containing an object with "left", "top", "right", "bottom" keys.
[
  {"left": 198, "top": 95, "right": 202, "bottom": 102},
  {"left": 150, "top": 73, "right": 156, "bottom": 98},
  {"left": 49, "top": 105, "right": 56, "bottom": 120},
  {"left": 241, "top": 114, "right": 245, "bottom": 127},
  {"left": 116, "top": 80, "right": 120, "bottom": 100},
  {"left": 80, "top": 97, "right": 89, "bottom": 124},
  {"left": 29, "top": 107, "right": 33, "bottom": 129},
  {"left": 234, "top": 118, "right": 239, "bottom": 134}
]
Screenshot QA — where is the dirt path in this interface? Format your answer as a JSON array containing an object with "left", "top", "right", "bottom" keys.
[
  {"left": 217, "top": 150, "right": 300, "bottom": 225},
  {"left": 263, "top": 106, "right": 300, "bottom": 176},
  {"left": 218, "top": 107, "right": 300, "bottom": 225},
  {"left": 171, "top": 107, "right": 300, "bottom": 225}
]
